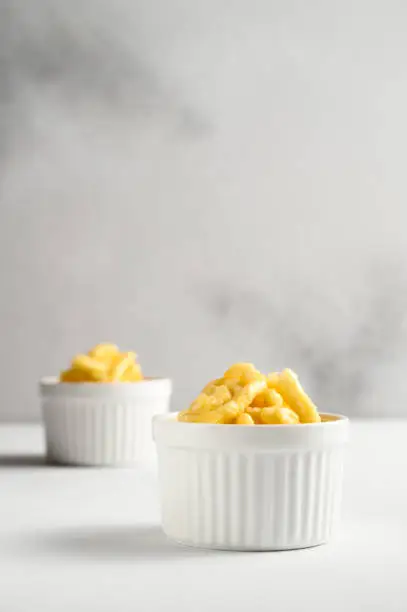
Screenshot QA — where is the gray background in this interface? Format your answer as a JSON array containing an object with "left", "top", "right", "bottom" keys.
[{"left": 1, "top": 0, "right": 407, "bottom": 421}]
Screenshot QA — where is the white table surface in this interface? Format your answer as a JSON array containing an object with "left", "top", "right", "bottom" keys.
[{"left": 0, "top": 421, "right": 406, "bottom": 612}]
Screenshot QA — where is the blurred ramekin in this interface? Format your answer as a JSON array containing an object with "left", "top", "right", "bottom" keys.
[
  {"left": 40, "top": 377, "right": 171, "bottom": 466},
  {"left": 153, "top": 413, "right": 349, "bottom": 550}
]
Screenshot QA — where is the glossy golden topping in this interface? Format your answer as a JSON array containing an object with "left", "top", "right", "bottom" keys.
[
  {"left": 178, "top": 363, "right": 320, "bottom": 425},
  {"left": 60, "top": 343, "right": 143, "bottom": 383}
]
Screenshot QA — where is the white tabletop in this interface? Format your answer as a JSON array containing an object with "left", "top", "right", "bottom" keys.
[{"left": 1, "top": 421, "right": 406, "bottom": 612}]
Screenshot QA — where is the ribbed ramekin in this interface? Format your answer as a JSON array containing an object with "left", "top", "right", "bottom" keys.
[
  {"left": 153, "top": 413, "right": 349, "bottom": 550},
  {"left": 40, "top": 377, "right": 171, "bottom": 466}
]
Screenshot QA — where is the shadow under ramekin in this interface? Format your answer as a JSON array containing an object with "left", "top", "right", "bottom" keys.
[{"left": 19, "top": 524, "right": 218, "bottom": 561}]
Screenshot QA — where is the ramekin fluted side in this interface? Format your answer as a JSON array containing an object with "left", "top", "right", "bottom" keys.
[
  {"left": 158, "top": 447, "right": 344, "bottom": 550},
  {"left": 41, "top": 378, "right": 171, "bottom": 466}
]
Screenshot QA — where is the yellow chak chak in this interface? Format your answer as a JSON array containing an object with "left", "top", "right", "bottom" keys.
[
  {"left": 178, "top": 363, "right": 320, "bottom": 425},
  {"left": 60, "top": 344, "right": 144, "bottom": 383}
]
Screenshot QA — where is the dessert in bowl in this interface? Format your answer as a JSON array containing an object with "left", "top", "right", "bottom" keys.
[
  {"left": 154, "top": 363, "right": 348, "bottom": 550},
  {"left": 40, "top": 344, "right": 171, "bottom": 466}
]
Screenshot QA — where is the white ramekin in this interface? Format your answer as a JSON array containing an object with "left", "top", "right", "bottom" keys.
[
  {"left": 153, "top": 413, "right": 349, "bottom": 551},
  {"left": 40, "top": 377, "right": 172, "bottom": 466}
]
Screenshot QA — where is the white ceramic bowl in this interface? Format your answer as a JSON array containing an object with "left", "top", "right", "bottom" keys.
[
  {"left": 40, "top": 377, "right": 172, "bottom": 466},
  {"left": 153, "top": 413, "right": 349, "bottom": 551}
]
